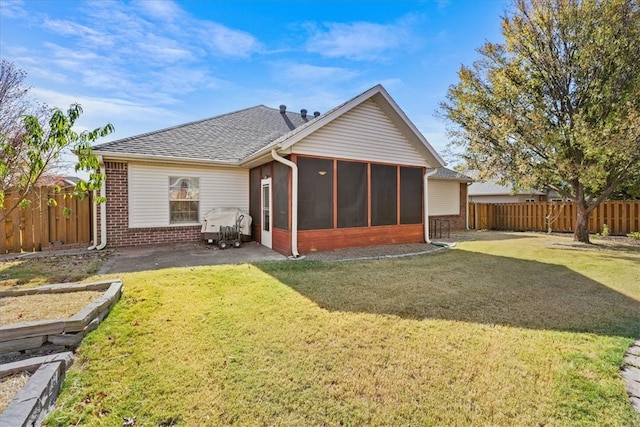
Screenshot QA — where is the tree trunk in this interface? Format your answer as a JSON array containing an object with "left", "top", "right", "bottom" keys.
[{"left": 574, "top": 200, "right": 591, "bottom": 243}]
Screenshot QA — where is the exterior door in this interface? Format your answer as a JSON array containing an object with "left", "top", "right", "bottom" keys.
[{"left": 261, "top": 178, "right": 272, "bottom": 248}]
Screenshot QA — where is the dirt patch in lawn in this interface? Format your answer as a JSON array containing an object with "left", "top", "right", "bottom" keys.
[
  {"left": 0, "top": 371, "right": 31, "bottom": 412},
  {"left": 0, "top": 251, "right": 112, "bottom": 290},
  {"left": 0, "top": 290, "right": 104, "bottom": 326}
]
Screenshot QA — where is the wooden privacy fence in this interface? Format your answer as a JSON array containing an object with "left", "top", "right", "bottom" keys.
[
  {"left": 1, "top": 188, "right": 92, "bottom": 254},
  {"left": 469, "top": 201, "right": 640, "bottom": 235}
]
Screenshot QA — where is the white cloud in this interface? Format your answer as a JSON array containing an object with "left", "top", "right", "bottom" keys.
[
  {"left": 135, "top": 42, "right": 194, "bottom": 62},
  {"left": 134, "top": 0, "right": 184, "bottom": 21},
  {"left": 0, "top": 0, "right": 27, "bottom": 18},
  {"left": 31, "top": 87, "right": 184, "bottom": 138},
  {"left": 198, "top": 22, "right": 263, "bottom": 58},
  {"left": 306, "top": 19, "right": 413, "bottom": 61},
  {"left": 279, "top": 63, "right": 360, "bottom": 82}
]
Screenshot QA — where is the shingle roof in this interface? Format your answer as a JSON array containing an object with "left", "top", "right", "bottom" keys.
[
  {"left": 93, "top": 105, "right": 313, "bottom": 163},
  {"left": 431, "top": 167, "right": 472, "bottom": 182},
  {"left": 464, "top": 170, "right": 546, "bottom": 195}
]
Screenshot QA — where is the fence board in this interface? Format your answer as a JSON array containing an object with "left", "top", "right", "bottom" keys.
[
  {"left": 468, "top": 201, "right": 640, "bottom": 235},
  {"left": 22, "top": 195, "right": 35, "bottom": 252},
  {"left": 0, "top": 187, "right": 92, "bottom": 254},
  {"left": 11, "top": 193, "right": 21, "bottom": 253}
]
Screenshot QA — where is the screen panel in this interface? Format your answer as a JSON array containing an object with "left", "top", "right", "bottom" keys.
[
  {"left": 337, "top": 161, "right": 368, "bottom": 228},
  {"left": 298, "top": 157, "right": 333, "bottom": 230},
  {"left": 250, "top": 167, "right": 261, "bottom": 226},
  {"left": 273, "top": 161, "right": 289, "bottom": 230},
  {"left": 371, "top": 164, "right": 397, "bottom": 226},
  {"left": 400, "top": 167, "right": 423, "bottom": 224}
]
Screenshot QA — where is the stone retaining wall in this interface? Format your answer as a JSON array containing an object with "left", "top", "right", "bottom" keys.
[
  {"left": 0, "top": 280, "right": 123, "bottom": 354},
  {"left": 0, "top": 353, "right": 74, "bottom": 427},
  {"left": 0, "top": 279, "right": 123, "bottom": 425}
]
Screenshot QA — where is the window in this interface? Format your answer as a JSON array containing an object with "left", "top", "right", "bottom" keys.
[
  {"left": 169, "top": 177, "right": 199, "bottom": 224},
  {"left": 525, "top": 198, "right": 536, "bottom": 203},
  {"left": 337, "top": 161, "right": 368, "bottom": 228}
]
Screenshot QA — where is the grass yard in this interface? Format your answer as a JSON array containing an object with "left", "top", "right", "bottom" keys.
[{"left": 45, "top": 232, "right": 640, "bottom": 426}]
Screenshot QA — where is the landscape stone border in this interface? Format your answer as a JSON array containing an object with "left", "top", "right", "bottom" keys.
[
  {"left": 0, "top": 279, "right": 123, "bottom": 425},
  {"left": 0, "top": 352, "right": 73, "bottom": 427},
  {"left": 0, "top": 280, "right": 123, "bottom": 354}
]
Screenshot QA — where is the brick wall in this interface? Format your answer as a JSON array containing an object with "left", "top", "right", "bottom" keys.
[
  {"left": 101, "top": 161, "right": 201, "bottom": 247},
  {"left": 429, "top": 182, "right": 468, "bottom": 230}
]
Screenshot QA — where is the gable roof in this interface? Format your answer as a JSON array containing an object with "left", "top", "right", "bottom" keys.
[
  {"left": 94, "top": 85, "right": 444, "bottom": 168},
  {"left": 243, "top": 84, "right": 444, "bottom": 168}
]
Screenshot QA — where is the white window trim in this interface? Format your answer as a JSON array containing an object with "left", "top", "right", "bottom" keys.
[{"left": 169, "top": 176, "right": 200, "bottom": 225}]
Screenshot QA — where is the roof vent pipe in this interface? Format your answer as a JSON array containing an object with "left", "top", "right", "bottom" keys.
[
  {"left": 313, "top": 111, "right": 320, "bottom": 117},
  {"left": 279, "top": 105, "right": 286, "bottom": 114},
  {"left": 300, "top": 109, "right": 307, "bottom": 118}
]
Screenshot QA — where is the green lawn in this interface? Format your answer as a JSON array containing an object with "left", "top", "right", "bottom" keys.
[{"left": 45, "top": 232, "right": 640, "bottom": 426}]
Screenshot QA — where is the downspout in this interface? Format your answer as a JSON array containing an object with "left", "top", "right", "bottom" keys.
[
  {"left": 87, "top": 189, "right": 98, "bottom": 250},
  {"left": 270, "top": 149, "right": 300, "bottom": 258},
  {"left": 423, "top": 168, "right": 438, "bottom": 244},
  {"left": 96, "top": 157, "right": 108, "bottom": 250}
]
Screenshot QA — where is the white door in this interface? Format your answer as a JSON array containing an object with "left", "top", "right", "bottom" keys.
[{"left": 261, "top": 178, "right": 272, "bottom": 248}]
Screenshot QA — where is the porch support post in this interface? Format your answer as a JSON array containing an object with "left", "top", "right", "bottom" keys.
[{"left": 271, "top": 150, "right": 300, "bottom": 257}]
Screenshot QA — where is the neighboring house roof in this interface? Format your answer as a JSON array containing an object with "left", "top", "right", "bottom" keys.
[
  {"left": 465, "top": 170, "right": 545, "bottom": 196},
  {"left": 36, "top": 174, "right": 78, "bottom": 187},
  {"left": 94, "top": 84, "right": 445, "bottom": 169},
  {"left": 431, "top": 167, "right": 472, "bottom": 182}
]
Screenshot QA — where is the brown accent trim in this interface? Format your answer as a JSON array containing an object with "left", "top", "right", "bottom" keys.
[
  {"left": 298, "top": 224, "right": 424, "bottom": 253},
  {"left": 396, "top": 165, "right": 401, "bottom": 225},
  {"left": 293, "top": 153, "right": 427, "bottom": 170},
  {"left": 367, "top": 163, "right": 372, "bottom": 227},
  {"left": 272, "top": 228, "right": 291, "bottom": 256},
  {"left": 332, "top": 159, "right": 338, "bottom": 229}
]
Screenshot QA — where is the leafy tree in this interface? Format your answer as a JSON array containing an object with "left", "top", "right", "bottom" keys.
[
  {"left": 0, "top": 60, "right": 114, "bottom": 222},
  {"left": 441, "top": 0, "right": 640, "bottom": 243}
]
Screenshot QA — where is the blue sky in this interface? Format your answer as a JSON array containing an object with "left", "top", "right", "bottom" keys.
[{"left": 1, "top": 0, "right": 509, "bottom": 169}]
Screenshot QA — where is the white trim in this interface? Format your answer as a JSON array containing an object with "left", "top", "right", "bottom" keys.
[
  {"left": 95, "top": 151, "right": 238, "bottom": 167},
  {"left": 271, "top": 150, "right": 299, "bottom": 257},
  {"left": 96, "top": 158, "right": 107, "bottom": 250},
  {"left": 423, "top": 168, "right": 438, "bottom": 243},
  {"left": 87, "top": 189, "right": 98, "bottom": 250},
  {"left": 260, "top": 178, "right": 273, "bottom": 249}
]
